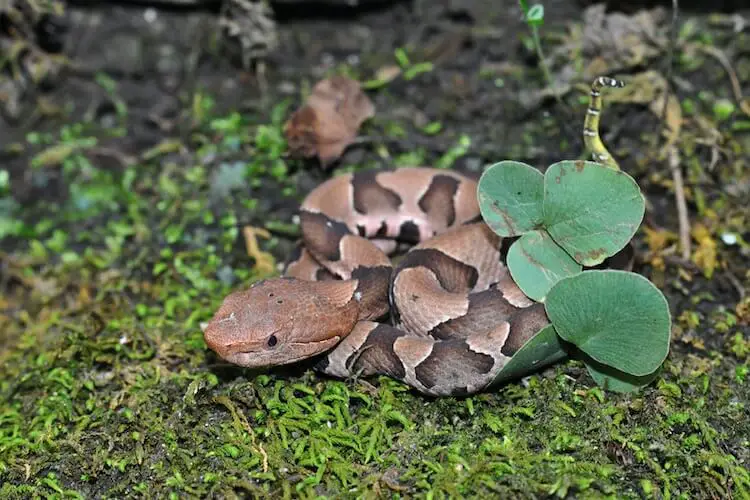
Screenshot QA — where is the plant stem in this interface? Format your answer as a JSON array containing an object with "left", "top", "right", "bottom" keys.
[
  {"left": 518, "top": 2, "right": 575, "bottom": 133},
  {"left": 529, "top": 25, "right": 555, "bottom": 98}
]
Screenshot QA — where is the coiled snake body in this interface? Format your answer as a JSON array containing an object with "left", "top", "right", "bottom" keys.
[{"left": 203, "top": 77, "right": 626, "bottom": 396}]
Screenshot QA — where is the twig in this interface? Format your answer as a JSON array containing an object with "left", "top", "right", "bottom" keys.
[
  {"left": 661, "top": 0, "right": 679, "bottom": 126},
  {"left": 668, "top": 146, "right": 691, "bottom": 260},
  {"left": 661, "top": 253, "right": 700, "bottom": 273},
  {"left": 696, "top": 43, "right": 750, "bottom": 116},
  {"left": 723, "top": 270, "right": 746, "bottom": 300}
]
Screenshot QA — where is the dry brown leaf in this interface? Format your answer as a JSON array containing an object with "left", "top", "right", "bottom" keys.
[
  {"left": 580, "top": 5, "right": 668, "bottom": 76},
  {"left": 372, "top": 65, "right": 402, "bottom": 85},
  {"left": 736, "top": 297, "right": 750, "bottom": 325},
  {"left": 284, "top": 75, "right": 375, "bottom": 168},
  {"left": 551, "top": 4, "right": 668, "bottom": 83}
]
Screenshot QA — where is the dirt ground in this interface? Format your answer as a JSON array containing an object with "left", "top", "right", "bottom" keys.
[{"left": 1, "top": 0, "right": 749, "bottom": 498}]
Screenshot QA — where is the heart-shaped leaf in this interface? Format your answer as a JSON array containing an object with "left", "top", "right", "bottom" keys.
[
  {"left": 491, "top": 324, "right": 568, "bottom": 386},
  {"left": 543, "top": 160, "right": 645, "bottom": 266},
  {"left": 545, "top": 270, "right": 671, "bottom": 376},
  {"left": 478, "top": 161, "right": 544, "bottom": 237},
  {"left": 507, "top": 231, "right": 582, "bottom": 302}
]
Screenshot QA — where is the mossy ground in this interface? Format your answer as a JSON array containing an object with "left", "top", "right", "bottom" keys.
[{"left": 1, "top": 1, "right": 749, "bottom": 498}]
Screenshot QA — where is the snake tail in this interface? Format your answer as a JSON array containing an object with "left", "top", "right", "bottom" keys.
[{"left": 583, "top": 76, "right": 625, "bottom": 171}]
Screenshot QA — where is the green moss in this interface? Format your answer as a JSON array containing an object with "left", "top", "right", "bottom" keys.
[{"left": 4, "top": 293, "right": 747, "bottom": 498}]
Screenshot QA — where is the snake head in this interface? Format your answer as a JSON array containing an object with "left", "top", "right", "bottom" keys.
[{"left": 203, "top": 277, "right": 360, "bottom": 368}]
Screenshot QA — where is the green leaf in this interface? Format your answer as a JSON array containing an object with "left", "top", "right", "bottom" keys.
[
  {"left": 404, "top": 62, "right": 433, "bottom": 80},
  {"left": 526, "top": 5, "right": 545, "bottom": 26},
  {"left": 546, "top": 270, "right": 671, "bottom": 376},
  {"left": 478, "top": 160, "right": 544, "bottom": 237},
  {"left": 0, "top": 215, "right": 23, "bottom": 239},
  {"left": 394, "top": 48, "right": 410, "bottom": 68},
  {"left": 543, "top": 160, "right": 645, "bottom": 266},
  {"left": 713, "top": 98, "right": 735, "bottom": 121},
  {"left": 584, "top": 354, "right": 661, "bottom": 393},
  {"left": 491, "top": 324, "right": 568, "bottom": 386},
  {"left": 507, "top": 231, "right": 582, "bottom": 302}
]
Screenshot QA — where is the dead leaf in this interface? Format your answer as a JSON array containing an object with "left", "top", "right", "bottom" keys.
[
  {"left": 736, "top": 297, "right": 750, "bottom": 325},
  {"left": 284, "top": 75, "right": 375, "bottom": 168},
  {"left": 372, "top": 65, "right": 402, "bottom": 85},
  {"left": 580, "top": 4, "right": 668, "bottom": 77},
  {"left": 644, "top": 226, "right": 677, "bottom": 271},
  {"left": 691, "top": 224, "right": 718, "bottom": 279},
  {"left": 242, "top": 226, "right": 275, "bottom": 276}
]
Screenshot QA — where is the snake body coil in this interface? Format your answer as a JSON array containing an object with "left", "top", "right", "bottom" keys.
[{"left": 203, "top": 77, "right": 628, "bottom": 396}]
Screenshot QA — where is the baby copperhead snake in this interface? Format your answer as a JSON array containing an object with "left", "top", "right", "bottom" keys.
[{"left": 203, "top": 77, "right": 630, "bottom": 396}]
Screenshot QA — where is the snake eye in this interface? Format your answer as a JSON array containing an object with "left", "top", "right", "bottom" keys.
[{"left": 267, "top": 335, "right": 278, "bottom": 347}]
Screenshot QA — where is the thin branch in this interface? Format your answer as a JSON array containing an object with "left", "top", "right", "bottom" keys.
[
  {"left": 661, "top": 0, "right": 680, "bottom": 125},
  {"left": 668, "top": 146, "right": 691, "bottom": 260},
  {"left": 696, "top": 44, "right": 750, "bottom": 116}
]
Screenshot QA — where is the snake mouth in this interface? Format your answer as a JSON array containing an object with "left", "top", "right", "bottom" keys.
[{"left": 219, "top": 336, "right": 342, "bottom": 368}]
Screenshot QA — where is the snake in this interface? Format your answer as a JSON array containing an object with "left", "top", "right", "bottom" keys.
[{"left": 203, "top": 77, "right": 627, "bottom": 397}]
